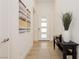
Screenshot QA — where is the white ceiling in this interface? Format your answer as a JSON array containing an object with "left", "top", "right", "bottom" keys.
[{"left": 36, "top": 0, "right": 54, "bottom": 3}]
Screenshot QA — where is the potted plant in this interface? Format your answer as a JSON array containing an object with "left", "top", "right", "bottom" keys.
[
  {"left": 62, "top": 12, "right": 72, "bottom": 30},
  {"left": 62, "top": 12, "right": 72, "bottom": 42}
]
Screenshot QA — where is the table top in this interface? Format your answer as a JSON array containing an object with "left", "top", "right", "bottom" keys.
[{"left": 61, "top": 41, "right": 79, "bottom": 46}]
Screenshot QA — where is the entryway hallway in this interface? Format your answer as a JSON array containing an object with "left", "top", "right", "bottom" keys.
[
  {"left": 25, "top": 41, "right": 63, "bottom": 59},
  {"left": 1, "top": 0, "right": 79, "bottom": 59}
]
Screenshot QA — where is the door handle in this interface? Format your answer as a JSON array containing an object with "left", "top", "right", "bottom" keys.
[
  {"left": 1, "top": 38, "right": 9, "bottom": 43},
  {"left": 38, "top": 28, "right": 40, "bottom": 30}
]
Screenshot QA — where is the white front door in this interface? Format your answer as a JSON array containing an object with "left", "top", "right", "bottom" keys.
[
  {"left": 0, "top": 0, "right": 10, "bottom": 59},
  {"left": 39, "top": 18, "right": 48, "bottom": 40}
]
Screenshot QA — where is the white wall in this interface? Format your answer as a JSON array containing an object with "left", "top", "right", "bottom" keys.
[
  {"left": 0, "top": 0, "right": 34, "bottom": 59},
  {"left": 12, "top": 0, "right": 34, "bottom": 59},
  {"left": 32, "top": 0, "right": 39, "bottom": 41},
  {"left": 33, "top": 1, "right": 55, "bottom": 41},
  {"left": 53, "top": 0, "right": 65, "bottom": 36}
]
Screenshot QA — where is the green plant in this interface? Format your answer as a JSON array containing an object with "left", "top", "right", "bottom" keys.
[{"left": 62, "top": 12, "right": 72, "bottom": 30}]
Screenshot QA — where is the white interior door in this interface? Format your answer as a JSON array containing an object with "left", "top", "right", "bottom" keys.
[
  {"left": 39, "top": 18, "right": 48, "bottom": 40},
  {"left": 0, "top": 20, "right": 10, "bottom": 59},
  {"left": 0, "top": 0, "right": 10, "bottom": 59},
  {"left": 0, "top": 39, "right": 9, "bottom": 59}
]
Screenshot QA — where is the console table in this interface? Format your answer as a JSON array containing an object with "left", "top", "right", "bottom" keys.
[{"left": 53, "top": 36, "right": 79, "bottom": 59}]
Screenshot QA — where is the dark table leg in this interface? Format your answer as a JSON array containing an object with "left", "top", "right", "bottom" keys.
[
  {"left": 63, "top": 53, "right": 67, "bottom": 59},
  {"left": 53, "top": 39, "right": 55, "bottom": 49},
  {"left": 72, "top": 47, "right": 77, "bottom": 59},
  {"left": 63, "top": 48, "right": 67, "bottom": 59}
]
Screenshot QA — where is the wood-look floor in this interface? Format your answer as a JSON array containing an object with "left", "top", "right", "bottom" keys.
[{"left": 25, "top": 41, "right": 72, "bottom": 59}]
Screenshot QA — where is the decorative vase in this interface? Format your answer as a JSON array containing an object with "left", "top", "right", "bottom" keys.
[{"left": 62, "top": 31, "right": 71, "bottom": 42}]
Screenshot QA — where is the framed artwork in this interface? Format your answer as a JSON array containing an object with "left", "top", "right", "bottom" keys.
[{"left": 19, "top": 0, "right": 31, "bottom": 33}]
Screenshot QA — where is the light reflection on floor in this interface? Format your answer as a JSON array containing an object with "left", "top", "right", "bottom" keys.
[{"left": 40, "top": 42, "right": 48, "bottom": 49}]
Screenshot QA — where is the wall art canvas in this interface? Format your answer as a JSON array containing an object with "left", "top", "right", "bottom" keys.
[{"left": 19, "top": 0, "right": 31, "bottom": 33}]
